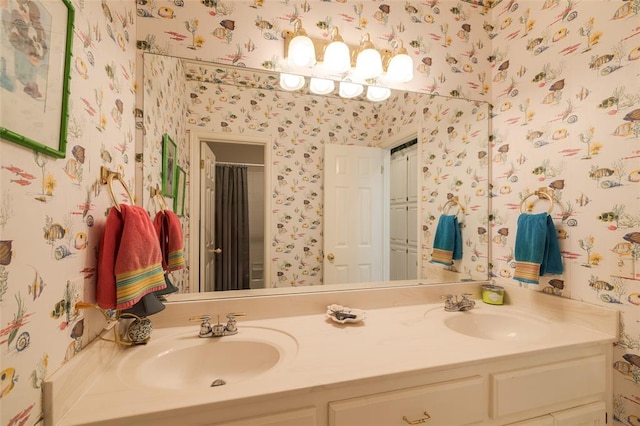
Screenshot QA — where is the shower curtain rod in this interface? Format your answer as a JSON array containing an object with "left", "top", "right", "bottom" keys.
[{"left": 216, "top": 161, "right": 264, "bottom": 167}]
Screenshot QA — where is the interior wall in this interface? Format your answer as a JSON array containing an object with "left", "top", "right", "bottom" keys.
[
  {"left": 0, "top": 1, "right": 137, "bottom": 422},
  {"left": 488, "top": 2, "right": 640, "bottom": 418}
]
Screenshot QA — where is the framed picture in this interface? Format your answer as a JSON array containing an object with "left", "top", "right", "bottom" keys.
[
  {"left": 174, "top": 166, "right": 186, "bottom": 216},
  {"left": 162, "top": 134, "right": 177, "bottom": 197},
  {"left": 0, "top": 0, "right": 75, "bottom": 158}
]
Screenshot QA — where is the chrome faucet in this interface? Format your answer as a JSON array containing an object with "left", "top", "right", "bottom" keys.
[
  {"left": 189, "top": 313, "right": 246, "bottom": 337},
  {"left": 442, "top": 293, "right": 476, "bottom": 312}
]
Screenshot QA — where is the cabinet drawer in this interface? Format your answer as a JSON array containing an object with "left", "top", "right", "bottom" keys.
[
  {"left": 329, "top": 376, "right": 485, "bottom": 426},
  {"left": 492, "top": 355, "right": 606, "bottom": 419}
]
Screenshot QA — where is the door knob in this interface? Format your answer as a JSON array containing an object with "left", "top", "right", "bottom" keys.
[
  {"left": 209, "top": 248, "right": 222, "bottom": 254},
  {"left": 327, "top": 253, "right": 335, "bottom": 261}
]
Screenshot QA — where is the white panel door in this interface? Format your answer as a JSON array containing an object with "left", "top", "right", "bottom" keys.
[
  {"left": 390, "top": 153, "right": 407, "bottom": 203},
  {"left": 407, "top": 146, "right": 418, "bottom": 203},
  {"left": 200, "top": 143, "right": 217, "bottom": 292},
  {"left": 390, "top": 245, "right": 407, "bottom": 280},
  {"left": 390, "top": 204, "right": 407, "bottom": 245},
  {"left": 324, "top": 144, "right": 384, "bottom": 285}
]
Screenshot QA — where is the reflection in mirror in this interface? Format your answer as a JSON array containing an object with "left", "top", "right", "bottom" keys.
[{"left": 141, "top": 53, "right": 490, "bottom": 301}]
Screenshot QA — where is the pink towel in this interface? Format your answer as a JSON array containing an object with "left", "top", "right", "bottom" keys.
[
  {"left": 154, "top": 210, "right": 186, "bottom": 272},
  {"left": 97, "top": 205, "right": 166, "bottom": 310}
]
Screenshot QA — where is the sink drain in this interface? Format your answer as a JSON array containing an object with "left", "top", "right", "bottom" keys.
[{"left": 210, "top": 379, "right": 227, "bottom": 387}]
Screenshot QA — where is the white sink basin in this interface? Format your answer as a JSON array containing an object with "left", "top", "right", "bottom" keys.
[
  {"left": 425, "top": 305, "right": 552, "bottom": 342},
  {"left": 118, "top": 326, "right": 298, "bottom": 390}
]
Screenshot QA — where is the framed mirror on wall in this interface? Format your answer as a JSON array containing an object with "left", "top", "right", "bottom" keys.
[{"left": 141, "top": 53, "right": 491, "bottom": 301}]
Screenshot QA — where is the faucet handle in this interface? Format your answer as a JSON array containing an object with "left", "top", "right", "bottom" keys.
[
  {"left": 224, "top": 312, "right": 246, "bottom": 335},
  {"left": 189, "top": 315, "right": 212, "bottom": 323},
  {"left": 189, "top": 315, "right": 213, "bottom": 337},
  {"left": 226, "top": 312, "right": 246, "bottom": 320}
]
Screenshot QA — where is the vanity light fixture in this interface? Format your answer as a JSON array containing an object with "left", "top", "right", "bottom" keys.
[
  {"left": 338, "top": 81, "right": 364, "bottom": 98},
  {"left": 366, "top": 85, "right": 391, "bottom": 102},
  {"left": 384, "top": 40, "right": 414, "bottom": 83},
  {"left": 285, "top": 19, "right": 316, "bottom": 68},
  {"left": 354, "top": 33, "right": 383, "bottom": 80},
  {"left": 309, "top": 77, "right": 335, "bottom": 95},
  {"left": 322, "top": 27, "right": 351, "bottom": 75},
  {"left": 281, "top": 20, "right": 412, "bottom": 101},
  {"left": 279, "top": 73, "right": 305, "bottom": 91}
]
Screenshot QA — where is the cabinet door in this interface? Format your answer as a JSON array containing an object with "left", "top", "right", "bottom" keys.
[
  {"left": 211, "top": 407, "right": 316, "bottom": 426},
  {"left": 329, "top": 376, "right": 485, "bottom": 426},
  {"left": 492, "top": 355, "right": 606, "bottom": 419},
  {"left": 551, "top": 401, "right": 606, "bottom": 425}
]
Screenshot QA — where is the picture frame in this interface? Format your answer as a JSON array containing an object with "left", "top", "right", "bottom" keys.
[
  {"left": 0, "top": 0, "right": 75, "bottom": 158},
  {"left": 174, "top": 166, "right": 186, "bottom": 217},
  {"left": 162, "top": 134, "right": 177, "bottom": 197}
]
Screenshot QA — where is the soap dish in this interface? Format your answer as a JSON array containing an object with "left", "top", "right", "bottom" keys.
[{"left": 326, "top": 304, "right": 366, "bottom": 324}]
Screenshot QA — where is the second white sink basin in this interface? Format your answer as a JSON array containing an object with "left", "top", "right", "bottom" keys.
[
  {"left": 118, "top": 326, "right": 298, "bottom": 390},
  {"left": 425, "top": 305, "right": 552, "bottom": 342}
]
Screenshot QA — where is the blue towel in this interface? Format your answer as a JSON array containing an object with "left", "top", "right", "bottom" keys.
[
  {"left": 514, "top": 212, "right": 563, "bottom": 284},
  {"left": 431, "top": 214, "right": 462, "bottom": 266}
]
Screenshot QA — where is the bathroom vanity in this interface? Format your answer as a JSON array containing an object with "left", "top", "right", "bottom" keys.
[{"left": 44, "top": 283, "right": 617, "bottom": 426}]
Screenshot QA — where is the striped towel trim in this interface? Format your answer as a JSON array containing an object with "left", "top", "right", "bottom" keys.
[
  {"left": 431, "top": 248, "right": 454, "bottom": 266},
  {"left": 115, "top": 263, "right": 166, "bottom": 309},
  {"left": 167, "top": 250, "right": 185, "bottom": 271},
  {"left": 514, "top": 260, "right": 541, "bottom": 284}
]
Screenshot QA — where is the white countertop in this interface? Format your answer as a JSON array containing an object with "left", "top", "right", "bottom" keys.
[{"left": 47, "top": 285, "right": 617, "bottom": 426}]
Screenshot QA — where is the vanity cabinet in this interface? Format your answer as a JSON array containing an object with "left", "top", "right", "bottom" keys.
[{"left": 325, "top": 346, "right": 609, "bottom": 426}]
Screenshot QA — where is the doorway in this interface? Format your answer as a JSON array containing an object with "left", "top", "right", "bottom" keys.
[
  {"left": 209, "top": 142, "right": 265, "bottom": 290},
  {"left": 189, "top": 132, "right": 271, "bottom": 293}
]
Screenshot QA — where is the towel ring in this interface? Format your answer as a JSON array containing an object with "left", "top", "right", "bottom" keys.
[
  {"left": 443, "top": 196, "right": 466, "bottom": 215},
  {"left": 150, "top": 186, "right": 169, "bottom": 212},
  {"left": 519, "top": 189, "right": 554, "bottom": 214},
  {"left": 100, "top": 166, "right": 134, "bottom": 212}
]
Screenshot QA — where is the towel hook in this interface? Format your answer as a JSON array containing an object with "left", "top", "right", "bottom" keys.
[
  {"left": 519, "top": 187, "right": 554, "bottom": 214},
  {"left": 100, "top": 166, "right": 134, "bottom": 212}
]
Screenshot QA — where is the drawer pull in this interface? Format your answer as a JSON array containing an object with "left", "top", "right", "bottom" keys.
[{"left": 402, "top": 412, "right": 431, "bottom": 424}]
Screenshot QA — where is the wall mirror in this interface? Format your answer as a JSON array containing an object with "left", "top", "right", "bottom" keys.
[{"left": 141, "top": 53, "right": 491, "bottom": 301}]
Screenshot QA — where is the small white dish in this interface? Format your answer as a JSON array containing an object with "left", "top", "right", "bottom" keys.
[{"left": 326, "top": 304, "right": 366, "bottom": 324}]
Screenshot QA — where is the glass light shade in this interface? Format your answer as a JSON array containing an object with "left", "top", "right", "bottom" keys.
[
  {"left": 355, "top": 48, "right": 383, "bottom": 79},
  {"left": 366, "top": 86, "right": 391, "bottom": 102},
  {"left": 339, "top": 81, "right": 364, "bottom": 98},
  {"left": 309, "top": 78, "right": 335, "bottom": 95},
  {"left": 280, "top": 73, "right": 305, "bottom": 91},
  {"left": 323, "top": 41, "right": 351, "bottom": 74},
  {"left": 386, "top": 53, "right": 414, "bottom": 83},
  {"left": 288, "top": 35, "right": 316, "bottom": 68}
]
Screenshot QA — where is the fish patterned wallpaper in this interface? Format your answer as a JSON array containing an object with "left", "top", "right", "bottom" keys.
[
  {"left": 0, "top": 0, "right": 637, "bottom": 423},
  {"left": 0, "top": 0, "right": 137, "bottom": 423},
  {"left": 488, "top": 1, "right": 639, "bottom": 422}
]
